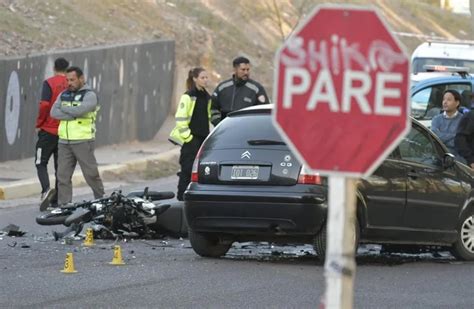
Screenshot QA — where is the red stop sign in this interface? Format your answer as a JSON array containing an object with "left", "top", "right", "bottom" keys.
[{"left": 273, "top": 5, "right": 410, "bottom": 177}]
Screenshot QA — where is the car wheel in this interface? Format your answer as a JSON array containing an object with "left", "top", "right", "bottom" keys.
[
  {"left": 188, "top": 229, "right": 231, "bottom": 258},
  {"left": 451, "top": 213, "right": 474, "bottom": 261},
  {"left": 313, "top": 216, "right": 360, "bottom": 262},
  {"left": 313, "top": 222, "right": 327, "bottom": 261}
]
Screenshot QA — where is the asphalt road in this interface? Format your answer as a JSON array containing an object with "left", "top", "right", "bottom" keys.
[{"left": 0, "top": 176, "right": 473, "bottom": 308}]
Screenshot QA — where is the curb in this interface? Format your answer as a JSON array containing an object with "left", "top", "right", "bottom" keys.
[{"left": 0, "top": 148, "right": 180, "bottom": 200}]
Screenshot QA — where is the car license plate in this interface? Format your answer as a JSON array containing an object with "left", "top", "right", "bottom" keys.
[{"left": 231, "top": 165, "right": 259, "bottom": 180}]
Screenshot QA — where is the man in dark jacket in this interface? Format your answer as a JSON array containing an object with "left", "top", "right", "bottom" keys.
[
  {"left": 210, "top": 56, "right": 269, "bottom": 125},
  {"left": 455, "top": 110, "right": 474, "bottom": 168},
  {"left": 36, "top": 57, "right": 69, "bottom": 211}
]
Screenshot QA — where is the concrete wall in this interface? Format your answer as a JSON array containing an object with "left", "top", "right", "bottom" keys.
[{"left": 0, "top": 40, "right": 175, "bottom": 162}]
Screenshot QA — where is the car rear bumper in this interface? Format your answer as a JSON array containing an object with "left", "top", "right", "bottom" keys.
[{"left": 184, "top": 187, "right": 327, "bottom": 237}]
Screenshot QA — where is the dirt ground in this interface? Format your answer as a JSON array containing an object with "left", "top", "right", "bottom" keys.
[{"left": 1, "top": 0, "right": 472, "bottom": 93}]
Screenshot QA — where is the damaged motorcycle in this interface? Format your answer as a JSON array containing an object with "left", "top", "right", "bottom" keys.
[{"left": 35, "top": 188, "right": 188, "bottom": 239}]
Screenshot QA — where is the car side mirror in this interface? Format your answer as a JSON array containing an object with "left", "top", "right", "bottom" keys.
[{"left": 443, "top": 153, "right": 455, "bottom": 169}]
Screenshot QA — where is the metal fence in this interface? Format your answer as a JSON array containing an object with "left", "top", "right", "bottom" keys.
[{"left": 0, "top": 40, "right": 175, "bottom": 162}]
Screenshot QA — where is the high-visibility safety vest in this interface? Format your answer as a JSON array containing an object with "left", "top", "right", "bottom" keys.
[
  {"left": 58, "top": 89, "right": 99, "bottom": 140},
  {"left": 169, "top": 94, "right": 211, "bottom": 146}
]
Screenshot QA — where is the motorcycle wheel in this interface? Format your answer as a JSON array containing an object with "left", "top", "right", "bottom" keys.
[{"left": 36, "top": 212, "right": 71, "bottom": 226}]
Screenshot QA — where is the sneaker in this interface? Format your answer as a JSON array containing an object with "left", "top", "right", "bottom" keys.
[
  {"left": 39, "top": 188, "right": 56, "bottom": 212},
  {"left": 60, "top": 202, "right": 75, "bottom": 209},
  {"left": 46, "top": 205, "right": 59, "bottom": 211}
]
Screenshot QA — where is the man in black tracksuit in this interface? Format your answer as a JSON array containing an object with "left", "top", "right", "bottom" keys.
[{"left": 210, "top": 56, "right": 269, "bottom": 126}]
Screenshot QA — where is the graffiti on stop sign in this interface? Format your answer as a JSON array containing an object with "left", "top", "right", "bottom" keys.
[
  {"left": 280, "top": 35, "right": 407, "bottom": 116},
  {"left": 273, "top": 6, "right": 410, "bottom": 176}
]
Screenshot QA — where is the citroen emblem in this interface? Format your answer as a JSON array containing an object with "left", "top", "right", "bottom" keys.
[{"left": 241, "top": 151, "right": 251, "bottom": 159}]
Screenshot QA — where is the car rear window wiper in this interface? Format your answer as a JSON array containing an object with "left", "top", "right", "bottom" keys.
[{"left": 247, "top": 139, "right": 286, "bottom": 145}]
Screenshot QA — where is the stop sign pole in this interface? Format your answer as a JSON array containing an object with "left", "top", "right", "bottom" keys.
[
  {"left": 324, "top": 175, "right": 357, "bottom": 308},
  {"left": 273, "top": 4, "right": 410, "bottom": 308}
]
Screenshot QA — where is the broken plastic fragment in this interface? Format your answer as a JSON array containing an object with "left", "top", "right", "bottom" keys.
[{"left": 1, "top": 224, "right": 26, "bottom": 237}]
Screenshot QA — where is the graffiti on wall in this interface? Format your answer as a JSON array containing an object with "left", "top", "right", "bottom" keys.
[{"left": 5, "top": 70, "right": 20, "bottom": 145}]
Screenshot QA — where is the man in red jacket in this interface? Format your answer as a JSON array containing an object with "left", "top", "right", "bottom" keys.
[{"left": 36, "top": 57, "right": 69, "bottom": 211}]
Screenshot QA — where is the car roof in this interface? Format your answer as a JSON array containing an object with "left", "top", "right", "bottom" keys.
[
  {"left": 411, "top": 74, "right": 474, "bottom": 92},
  {"left": 411, "top": 41, "right": 474, "bottom": 62},
  {"left": 411, "top": 72, "right": 458, "bottom": 83},
  {"left": 227, "top": 103, "right": 273, "bottom": 117}
]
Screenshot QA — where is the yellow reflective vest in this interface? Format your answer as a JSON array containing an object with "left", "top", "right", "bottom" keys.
[
  {"left": 169, "top": 93, "right": 211, "bottom": 146},
  {"left": 58, "top": 90, "right": 99, "bottom": 140}
]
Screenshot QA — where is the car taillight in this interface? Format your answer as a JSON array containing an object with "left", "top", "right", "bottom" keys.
[
  {"left": 298, "top": 165, "right": 323, "bottom": 185},
  {"left": 191, "top": 158, "right": 199, "bottom": 182},
  {"left": 190, "top": 144, "right": 204, "bottom": 183}
]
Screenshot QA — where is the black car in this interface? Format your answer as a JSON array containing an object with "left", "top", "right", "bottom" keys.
[{"left": 184, "top": 104, "right": 474, "bottom": 261}]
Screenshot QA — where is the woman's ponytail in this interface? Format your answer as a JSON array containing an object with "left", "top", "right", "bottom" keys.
[{"left": 186, "top": 67, "right": 205, "bottom": 91}]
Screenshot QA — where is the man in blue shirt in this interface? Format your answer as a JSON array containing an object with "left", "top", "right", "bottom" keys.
[{"left": 431, "top": 89, "right": 465, "bottom": 162}]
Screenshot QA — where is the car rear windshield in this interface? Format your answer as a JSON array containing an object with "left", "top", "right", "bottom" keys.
[{"left": 210, "top": 114, "right": 286, "bottom": 149}]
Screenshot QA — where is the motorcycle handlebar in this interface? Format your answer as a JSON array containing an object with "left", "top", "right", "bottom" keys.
[
  {"left": 147, "top": 191, "right": 175, "bottom": 201},
  {"left": 126, "top": 189, "right": 175, "bottom": 201}
]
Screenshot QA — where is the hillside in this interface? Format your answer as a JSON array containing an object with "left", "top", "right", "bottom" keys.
[{"left": 1, "top": 0, "right": 472, "bottom": 96}]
